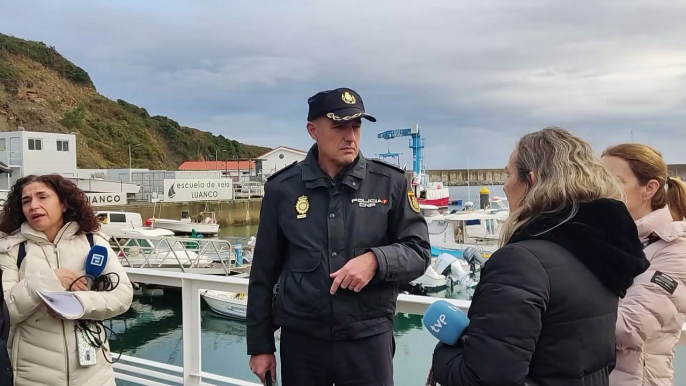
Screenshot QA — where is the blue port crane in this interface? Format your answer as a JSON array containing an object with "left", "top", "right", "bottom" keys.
[{"left": 376, "top": 124, "right": 424, "bottom": 176}]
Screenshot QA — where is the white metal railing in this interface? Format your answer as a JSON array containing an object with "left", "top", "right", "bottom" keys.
[
  {"left": 117, "top": 269, "right": 255, "bottom": 386},
  {"left": 0, "top": 150, "right": 21, "bottom": 167},
  {"left": 113, "top": 236, "right": 240, "bottom": 275},
  {"left": 232, "top": 185, "right": 264, "bottom": 200},
  {"left": 115, "top": 268, "right": 685, "bottom": 386}
]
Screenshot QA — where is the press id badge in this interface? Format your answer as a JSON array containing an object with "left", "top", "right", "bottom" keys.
[{"left": 75, "top": 326, "right": 97, "bottom": 366}]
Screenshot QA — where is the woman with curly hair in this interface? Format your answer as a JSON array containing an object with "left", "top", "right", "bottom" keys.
[{"left": 0, "top": 174, "right": 133, "bottom": 386}]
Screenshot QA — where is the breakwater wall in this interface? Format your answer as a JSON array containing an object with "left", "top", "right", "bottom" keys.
[
  {"left": 425, "top": 169, "right": 506, "bottom": 186},
  {"left": 102, "top": 199, "right": 262, "bottom": 226},
  {"left": 428, "top": 164, "right": 686, "bottom": 186}
]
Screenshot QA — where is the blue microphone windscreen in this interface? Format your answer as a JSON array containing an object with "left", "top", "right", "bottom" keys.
[
  {"left": 85, "top": 245, "right": 109, "bottom": 278},
  {"left": 422, "top": 300, "right": 470, "bottom": 346}
]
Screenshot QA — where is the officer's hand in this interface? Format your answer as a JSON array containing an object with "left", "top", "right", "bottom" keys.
[
  {"left": 330, "top": 252, "right": 378, "bottom": 294},
  {"left": 249, "top": 353, "right": 277, "bottom": 384}
]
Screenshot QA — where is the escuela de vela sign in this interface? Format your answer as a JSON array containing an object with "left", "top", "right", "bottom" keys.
[{"left": 163, "top": 179, "right": 234, "bottom": 202}]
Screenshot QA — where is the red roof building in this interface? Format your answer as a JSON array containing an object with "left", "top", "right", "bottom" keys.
[{"left": 178, "top": 160, "right": 256, "bottom": 171}]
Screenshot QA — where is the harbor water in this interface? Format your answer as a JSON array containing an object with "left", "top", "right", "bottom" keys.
[{"left": 113, "top": 185, "right": 685, "bottom": 385}]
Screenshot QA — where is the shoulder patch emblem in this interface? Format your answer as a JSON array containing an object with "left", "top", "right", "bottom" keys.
[
  {"left": 267, "top": 161, "right": 298, "bottom": 181},
  {"left": 408, "top": 190, "right": 420, "bottom": 213},
  {"left": 650, "top": 271, "right": 678, "bottom": 295},
  {"left": 370, "top": 158, "right": 405, "bottom": 174}
]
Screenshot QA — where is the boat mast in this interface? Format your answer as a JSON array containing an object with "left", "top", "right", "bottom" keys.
[{"left": 467, "top": 156, "right": 471, "bottom": 203}]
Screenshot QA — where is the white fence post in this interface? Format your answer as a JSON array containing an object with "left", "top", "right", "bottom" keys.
[{"left": 182, "top": 278, "right": 203, "bottom": 385}]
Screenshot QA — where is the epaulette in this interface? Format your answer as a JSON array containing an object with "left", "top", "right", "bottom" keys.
[
  {"left": 369, "top": 158, "right": 405, "bottom": 174},
  {"left": 266, "top": 161, "right": 299, "bottom": 181}
]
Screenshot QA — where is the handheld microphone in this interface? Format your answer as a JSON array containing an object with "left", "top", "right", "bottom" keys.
[
  {"left": 422, "top": 300, "right": 470, "bottom": 346},
  {"left": 85, "top": 245, "right": 109, "bottom": 289},
  {"left": 74, "top": 243, "right": 123, "bottom": 364}
]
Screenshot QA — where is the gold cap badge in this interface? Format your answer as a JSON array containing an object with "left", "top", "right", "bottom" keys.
[
  {"left": 341, "top": 91, "right": 356, "bottom": 104},
  {"left": 296, "top": 195, "right": 309, "bottom": 219},
  {"left": 407, "top": 190, "right": 420, "bottom": 213}
]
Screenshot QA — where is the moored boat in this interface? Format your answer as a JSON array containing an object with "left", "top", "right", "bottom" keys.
[
  {"left": 416, "top": 181, "right": 450, "bottom": 208},
  {"left": 201, "top": 290, "right": 247, "bottom": 319},
  {"left": 151, "top": 210, "right": 220, "bottom": 236}
]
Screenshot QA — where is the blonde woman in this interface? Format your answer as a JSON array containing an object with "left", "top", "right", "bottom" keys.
[
  {"left": 431, "top": 128, "right": 649, "bottom": 386},
  {"left": 602, "top": 144, "right": 686, "bottom": 386}
]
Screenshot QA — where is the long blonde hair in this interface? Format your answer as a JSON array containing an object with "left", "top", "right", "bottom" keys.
[
  {"left": 602, "top": 143, "right": 686, "bottom": 221},
  {"left": 501, "top": 127, "right": 623, "bottom": 245}
]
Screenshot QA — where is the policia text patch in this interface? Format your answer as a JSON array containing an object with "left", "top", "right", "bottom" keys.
[{"left": 650, "top": 271, "right": 678, "bottom": 295}]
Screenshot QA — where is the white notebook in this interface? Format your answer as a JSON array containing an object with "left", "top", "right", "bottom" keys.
[{"left": 37, "top": 290, "right": 85, "bottom": 319}]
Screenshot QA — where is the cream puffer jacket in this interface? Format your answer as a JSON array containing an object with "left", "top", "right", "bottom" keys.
[
  {"left": 0, "top": 221, "right": 133, "bottom": 386},
  {"left": 611, "top": 206, "right": 686, "bottom": 386}
]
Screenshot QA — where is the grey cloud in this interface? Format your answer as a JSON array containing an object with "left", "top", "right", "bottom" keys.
[{"left": 2, "top": 0, "right": 686, "bottom": 168}]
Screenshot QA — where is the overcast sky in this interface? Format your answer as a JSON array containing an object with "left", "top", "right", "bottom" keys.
[{"left": 2, "top": 0, "right": 685, "bottom": 169}]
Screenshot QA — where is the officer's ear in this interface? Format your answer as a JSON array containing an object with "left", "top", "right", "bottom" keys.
[{"left": 307, "top": 121, "right": 318, "bottom": 141}]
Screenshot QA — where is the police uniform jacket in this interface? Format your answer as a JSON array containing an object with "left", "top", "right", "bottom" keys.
[{"left": 246, "top": 144, "right": 431, "bottom": 355}]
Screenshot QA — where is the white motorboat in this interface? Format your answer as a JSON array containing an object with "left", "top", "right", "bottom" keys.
[
  {"left": 114, "top": 227, "right": 175, "bottom": 239},
  {"left": 487, "top": 196, "right": 509, "bottom": 212},
  {"left": 152, "top": 210, "right": 220, "bottom": 236},
  {"left": 201, "top": 290, "right": 247, "bottom": 319},
  {"left": 419, "top": 204, "right": 442, "bottom": 218},
  {"left": 410, "top": 171, "right": 450, "bottom": 209},
  {"left": 96, "top": 211, "right": 175, "bottom": 239},
  {"left": 426, "top": 211, "right": 502, "bottom": 259},
  {"left": 416, "top": 181, "right": 450, "bottom": 208}
]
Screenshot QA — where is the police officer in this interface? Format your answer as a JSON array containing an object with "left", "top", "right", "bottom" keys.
[{"left": 246, "top": 87, "right": 431, "bottom": 386}]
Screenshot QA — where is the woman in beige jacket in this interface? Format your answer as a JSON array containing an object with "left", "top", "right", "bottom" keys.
[
  {"left": 602, "top": 144, "right": 686, "bottom": 386},
  {"left": 0, "top": 174, "right": 133, "bottom": 386}
]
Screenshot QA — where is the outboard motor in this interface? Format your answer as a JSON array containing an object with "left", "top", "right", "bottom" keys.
[
  {"left": 463, "top": 246, "right": 488, "bottom": 277},
  {"left": 449, "top": 258, "right": 478, "bottom": 288},
  {"left": 435, "top": 253, "right": 478, "bottom": 288},
  {"left": 463, "top": 246, "right": 488, "bottom": 266},
  {"left": 435, "top": 253, "right": 459, "bottom": 276}
]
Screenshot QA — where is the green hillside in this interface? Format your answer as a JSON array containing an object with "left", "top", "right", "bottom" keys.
[{"left": 0, "top": 33, "right": 270, "bottom": 169}]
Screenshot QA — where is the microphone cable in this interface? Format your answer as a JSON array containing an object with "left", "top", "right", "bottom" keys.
[{"left": 69, "top": 272, "right": 123, "bottom": 364}]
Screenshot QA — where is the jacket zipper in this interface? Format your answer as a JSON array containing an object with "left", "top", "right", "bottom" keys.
[
  {"left": 20, "top": 223, "right": 74, "bottom": 385},
  {"left": 53, "top": 226, "right": 71, "bottom": 386},
  {"left": 55, "top": 249, "right": 70, "bottom": 386}
]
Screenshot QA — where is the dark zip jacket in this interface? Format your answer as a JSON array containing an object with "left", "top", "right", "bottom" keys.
[
  {"left": 247, "top": 144, "right": 431, "bottom": 355},
  {"left": 432, "top": 198, "right": 650, "bottom": 386}
]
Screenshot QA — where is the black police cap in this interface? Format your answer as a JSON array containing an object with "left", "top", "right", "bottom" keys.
[{"left": 307, "top": 88, "right": 377, "bottom": 123}]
